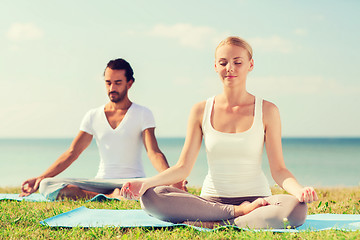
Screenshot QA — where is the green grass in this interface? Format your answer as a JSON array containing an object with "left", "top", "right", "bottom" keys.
[{"left": 1, "top": 186, "right": 360, "bottom": 239}]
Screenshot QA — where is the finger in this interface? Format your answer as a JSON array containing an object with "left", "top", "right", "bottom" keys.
[
  {"left": 132, "top": 193, "right": 140, "bottom": 200},
  {"left": 120, "top": 187, "right": 125, "bottom": 196},
  {"left": 34, "top": 180, "right": 41, "bottom": 190},
  {"left": 308, "top": 189, "right": 314, "bottom": 202},
  {"left": 307, "top": 190, "right": 312, "bottom": 202},
  {"left": 305, "top": 189, "right": 310, "bottom": 202},
  {"left": 128, "top": 191, "right": 138, "bottom": 200},
  {"left": 120, "top": 184, "right": 129, "bottom": 196},
  {"left": 124, "top": 191, "right": 131, "bottom": 200},
  {"left": 299, "top": 192, "right": 304, "bottom": 202},
  {"left": 19, "top": 192, "right": 29, "bottom": 197},
  {"left": 120, "top": 183, "right": 130, "bottom": 196},
  {"left": 21, "top": 181, "right": 29, "bottom": 191},
  {"left": 309, "top": 190, "right": 315, "bottom": 203},
  {"left": 122, "top": 182, "right": 130, "bottom": 190},
  {"left": 313, "top": 190, "right": 319, "bottom": 201}
]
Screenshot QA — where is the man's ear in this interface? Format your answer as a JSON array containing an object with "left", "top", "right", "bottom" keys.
[{"left": 127, "top": 79, "right": 134, "bottom": 89}]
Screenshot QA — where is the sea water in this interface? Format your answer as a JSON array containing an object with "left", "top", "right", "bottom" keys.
[{"left": 0, "top": 138, "right": 359, "bottom": 188}]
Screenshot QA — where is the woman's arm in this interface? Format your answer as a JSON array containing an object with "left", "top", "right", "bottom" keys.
[
  {"left": 263, "top": 101, "right": 318, "bottom": 203},
  {"left": 121, "top": 102, "right": 205, "bottom": 199}
]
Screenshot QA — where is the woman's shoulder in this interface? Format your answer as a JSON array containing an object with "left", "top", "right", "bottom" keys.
[
  {"left": 262, "top": 99, "right": 280, "bottom": 123},
  {"left": 190, "top": 101, "right": 206, "bottom": 116}
]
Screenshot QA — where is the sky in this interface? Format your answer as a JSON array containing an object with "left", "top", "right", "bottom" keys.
[{"left": 1, "top": 0, "right": 359, "bottom": 138}]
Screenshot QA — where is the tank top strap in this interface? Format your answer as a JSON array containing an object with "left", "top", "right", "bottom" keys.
[
  {"left": 254, "top": 96, "right": 264, "bottom": 128},
  {"left": 202, "top": 96, "right": 215, "bottom": 131}
]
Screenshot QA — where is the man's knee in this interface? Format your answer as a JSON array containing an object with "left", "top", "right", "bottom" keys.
[
  {"left": 39, "top": 178, "right": 67, "bottom": 201},
  {"left": 38, "top": 178, "right": 53, "bottom": 194}
]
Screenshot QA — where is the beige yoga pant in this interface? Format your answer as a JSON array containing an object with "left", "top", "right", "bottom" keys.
[{"left": 140, "top": 186, "right": 307, "bottom": 229}]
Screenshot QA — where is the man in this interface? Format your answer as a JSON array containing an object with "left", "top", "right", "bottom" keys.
[{"left": 20, "top": 58, "right": 186, "bottom": 200}]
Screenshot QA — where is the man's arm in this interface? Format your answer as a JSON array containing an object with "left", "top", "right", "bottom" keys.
[
  {"left": 142, "top": 128, "right": 187, "bottom": 191},
  {"left": 142, "top": 128, "right": 169, "bottom": 172},
  {"left": 20, "top": 131, "right": 93, "bottom": 196}
]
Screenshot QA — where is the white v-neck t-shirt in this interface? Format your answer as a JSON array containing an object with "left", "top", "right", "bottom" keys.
[{"left": 79, "top": 103, "right": 155, "bottom": 179}]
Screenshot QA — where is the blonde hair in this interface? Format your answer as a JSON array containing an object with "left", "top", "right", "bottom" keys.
[{"left": 215, "top": 36, "right": 253, "bottom": 60}]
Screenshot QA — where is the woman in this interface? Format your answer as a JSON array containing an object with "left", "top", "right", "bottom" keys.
[{"left": 117, "top": 36, "right": 318, "bottom": 229}]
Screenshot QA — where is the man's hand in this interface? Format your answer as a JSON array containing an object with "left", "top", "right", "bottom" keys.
[
  {"left": 171, "top": 180, "right": 188, "bottom": 192},
  {"left": 20, "top": 177, "right": 43, "bottom": 197}
]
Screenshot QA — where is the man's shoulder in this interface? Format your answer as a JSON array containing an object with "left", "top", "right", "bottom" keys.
[
  {"left": 131, "top": 102, "right": 153, "bottom": 113},
  {"left": 82, "top": 105, "right": 105, "bottom": 119},
  {"left": 87, "top": 105, "right": 105, "bottom": 113}
]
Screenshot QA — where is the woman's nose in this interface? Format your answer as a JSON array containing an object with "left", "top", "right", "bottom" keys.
[{"left": 226, "top": 63, "right": 234, "bottom": 72}]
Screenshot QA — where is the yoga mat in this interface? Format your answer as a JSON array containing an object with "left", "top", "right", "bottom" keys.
[
  {"left": 40, "top": 207, "right": 360, "bottom": 232},
  {"left": 41, "top": 207, "right": 176, "bottom": 228},
  {"left": 0, "top": 193, "right": 49, "bottom": 202},
  {"left": 0, "top": 193, "right": 118, "bottom": 202}
]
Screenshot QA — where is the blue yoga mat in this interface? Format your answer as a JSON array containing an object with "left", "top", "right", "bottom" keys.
[
  {"left": 0, "top": 193, "right": 118, "bottom": 202},
  {"left": 0, "top": 193, "right": 49, "bottom": 202},
  {"left": 40, "top": 206, "right": 360, "bottom": 232}
]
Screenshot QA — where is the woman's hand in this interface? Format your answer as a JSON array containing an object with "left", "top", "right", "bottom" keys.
[
  {"left": 171, "top": 180, "right": 188, "bottom": 192},
  {"left": 296, "top": 186, "right": 318, "bottom": 203},
  {"left": 120, "top": 181, "right": 148, "bottom": 200}
]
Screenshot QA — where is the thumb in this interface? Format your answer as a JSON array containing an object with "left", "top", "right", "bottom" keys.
[
  {"left": 34, "top": 179, "right": 41, "bottom": 189},
  {"left": 138, "top": 184, "right": 148, "bottom": 198}
]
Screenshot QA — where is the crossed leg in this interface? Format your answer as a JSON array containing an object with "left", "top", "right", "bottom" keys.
[{"left": 140, "top": 186, "right": 307, "bottom": 229}]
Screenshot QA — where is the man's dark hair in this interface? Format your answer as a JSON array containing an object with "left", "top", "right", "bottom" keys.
[{"left": 104, "top": 58, "right": 135, "bottom": 82}]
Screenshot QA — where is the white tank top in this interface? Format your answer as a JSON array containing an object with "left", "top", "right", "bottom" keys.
[{"left": 200, "top": 96, "right": 272, "bottom": 198}]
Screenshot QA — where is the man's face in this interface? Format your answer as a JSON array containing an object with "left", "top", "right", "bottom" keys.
[{"left": 104, "top": 68, "right": 133, "bottom": 103}]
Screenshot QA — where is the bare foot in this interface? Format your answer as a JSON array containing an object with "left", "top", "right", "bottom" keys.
[
  {"left": 106, "top": 188, "right": 124, "bottom": 200},
  {"left": 234, "top": 198, "right": 269, "bottom": 217}
]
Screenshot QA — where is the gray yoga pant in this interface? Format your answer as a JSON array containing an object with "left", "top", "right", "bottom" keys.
[
  {"left": 39, "top": 178, "right": 143, "bottom": 201},
  {"left": 140, "top": 186, "right": 307, "bottom": 229}
]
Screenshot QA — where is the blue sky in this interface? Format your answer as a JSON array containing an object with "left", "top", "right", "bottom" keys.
[{"left": 1, "top": 0, "right": 359, "bottom": 138}]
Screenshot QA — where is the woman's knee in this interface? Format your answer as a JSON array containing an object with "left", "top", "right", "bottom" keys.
[
  {"left": 264, "top": 194, "right": 307, "bottom": 228},
  {"left": 274, "top": 194, "right": 307, "bottom": 227},
  {"left": 141, "top": 186, "right": 172, "bottom": 208},
  {"left": 288, "top": 199, "right": 308, "bottom": 227}
]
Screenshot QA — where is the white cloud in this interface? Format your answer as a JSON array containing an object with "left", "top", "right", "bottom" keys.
[
  {"left": 149, "top": 23, "right": 228, "bottom": 48},
  {"left": 7, "top": 23, "right": 44, "bottom": 41},
  {"left": 249, "top": 36, "right": 294, "bottom": 53},
  {"left": 294, "top": 28, "right": 308, "bottom": 36}
]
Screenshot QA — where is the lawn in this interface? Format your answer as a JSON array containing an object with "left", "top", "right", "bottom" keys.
[{"left": 1, "top": 186, "right": 360, "bottom": 239}]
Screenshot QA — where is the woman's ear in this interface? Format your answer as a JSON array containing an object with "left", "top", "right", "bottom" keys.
[{"left": 248, "top": 58, "right": 254, "bottom": 72}]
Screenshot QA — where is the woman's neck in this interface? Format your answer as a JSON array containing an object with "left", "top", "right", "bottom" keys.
[{"left": 221, "top": 87, "right": 252, "bottom": 106}]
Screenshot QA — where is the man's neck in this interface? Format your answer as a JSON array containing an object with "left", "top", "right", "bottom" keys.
[{"left": 106, "top": 98, "right": 132, "bottom": 111}]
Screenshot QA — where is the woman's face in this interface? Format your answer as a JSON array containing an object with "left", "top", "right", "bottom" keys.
[{"left": 215, "top": 44, "right": 254, "bottom": 87}]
